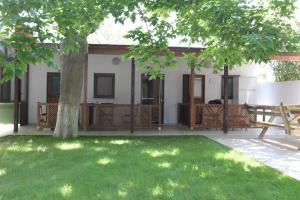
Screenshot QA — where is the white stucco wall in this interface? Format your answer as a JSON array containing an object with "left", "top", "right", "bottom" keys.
[
  {"left": 257, "top": 80, "right": 300, "bottom": 105},
  {"left": 28, "top": 57, "right": 60, "bottom": 124},
  {"left": 28, "top": 54, "right": 259, "bottom": 125}
]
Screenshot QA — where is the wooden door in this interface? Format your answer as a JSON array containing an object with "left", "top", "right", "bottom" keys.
[
  {"left": 141, "top": 74, "right": 164, "bottom": 124},
  {"left": 182, "top": 74, "right": 205, "bottom": 125},
  {"left": 47, "top": 72, "right": 60, "bottom": 103},
  {"left": 182, "top": 74, "right": 205, "bottom": 104}
]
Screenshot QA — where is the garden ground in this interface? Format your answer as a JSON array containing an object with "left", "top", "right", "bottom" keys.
[{"left": 0, "top": 135, "right": 300, "bottom": 200}]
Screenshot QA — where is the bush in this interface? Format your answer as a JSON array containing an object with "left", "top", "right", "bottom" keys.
[{"left": 272, "top": 61, "right": 300, "bottom": 82}]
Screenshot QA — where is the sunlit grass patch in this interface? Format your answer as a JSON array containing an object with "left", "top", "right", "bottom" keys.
[
  {"left": 214, "top": 150, "right": 263, "bottom": 171},
  {"left": 142, "top": 148, "right": 180, "bottom": 157},
  {"left": 157, "top": 161, "right": 171, "bottom": 168},
  {"left": 110, "top": 139, "right": 131, "bottom": 145},
  {"left": 0, "top": 168, "right": 6, "bottom": 176},
  {"left": 7, "top": 144, "right": 47, "bottom": 152},
  {"left": 55, "top": 142, "right": 82, "bottom": 150},
  {"left": 97, "top": 157, "right": 114, "bottom": 166},
  {"left": 93, "top": 146, "right": 108, "bottom": 152},
  {"left": 58, "top": 184, "right": 72, "bottom": 197},
  {"left": 117, "top": 188, "right": 128, "bottom": 197},
  {"left": 152, "top": 185, "right": 163, "bottom": 197}
]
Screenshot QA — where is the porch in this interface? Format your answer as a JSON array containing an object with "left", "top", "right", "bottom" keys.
[
  {"left": 11, "top": 44, "right": 255, "bottom": 133},
  {"left": 37, "top": 101, "right": 252, "bottom": 131},
  {"left": 37, "top": 102, "right": 161, "bottom": 131}
]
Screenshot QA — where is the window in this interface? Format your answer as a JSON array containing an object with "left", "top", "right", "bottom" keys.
[
  {"left": 221, "top": 76, "right": 234, "bottom": 99},
  {"left": 94, "top": 73, "right": 115, "bottom": 98}
]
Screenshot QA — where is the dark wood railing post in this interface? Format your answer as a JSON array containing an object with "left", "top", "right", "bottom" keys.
[
  {"left": 37, "top": 103, "right": 40, "bottom": 129},
  {"left": 189, "top": 67, "right": 195, "bottom": 130},
  {"left": 13, "top": 74, "right": 20, "bottom": 133},
  {"left": 25, "top": 64, "right": 29, "bottom": 125},
  {"left": 82, "top": 53, "right": 88, "bottom": 130},
  {"left": 130, "top": 58, "right": 135, "bottom": 133},
  {"left": 158, "top": 79, "right": 162, "bottom": 131},
  {"left": 0, "top": 67, "right": 3, "bottom": 101},
  {"left": 223, "top": 63, "right": 229, "bottom": 133}
]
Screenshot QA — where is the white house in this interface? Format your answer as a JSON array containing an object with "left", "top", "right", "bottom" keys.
[{"left": 1, "top": 44, "right": 261, "bottom": 131}]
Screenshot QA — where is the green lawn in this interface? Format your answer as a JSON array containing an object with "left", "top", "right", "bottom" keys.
[
  {"left": 0, "top": 103, "right": 14, "bottom": 124},
  {"left": 0, "top": 136, "right": 299, "bottom": 200}
]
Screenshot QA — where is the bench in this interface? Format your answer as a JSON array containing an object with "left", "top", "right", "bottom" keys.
[{"left": 245, "top": 103, "right": 300, "bottom": 139}]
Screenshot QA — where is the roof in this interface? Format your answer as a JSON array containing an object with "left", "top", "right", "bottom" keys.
[
  {"left": 88, "top": 44, "right": 204, "bottom": 57},
  {"left": 270, "top": 53, "right": 300, "bottom": 62}
]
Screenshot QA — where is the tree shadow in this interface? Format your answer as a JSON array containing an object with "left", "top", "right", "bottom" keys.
[{"left": 0, "top": 135, "right": 300, "bottom": 200}]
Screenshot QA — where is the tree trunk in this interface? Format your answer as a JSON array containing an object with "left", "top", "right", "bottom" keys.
[{"left": 54, "top": 39, "right": 88, "bottom": 138}]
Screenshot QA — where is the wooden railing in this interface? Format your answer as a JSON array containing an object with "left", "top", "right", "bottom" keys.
[
  {"left": 37, "top": 103, "right": 158, "bottom": 130},
  {"left": 178, "top": 103, "right": 252, "bottom": 129},
  {"left": 37, "top": 102, "right": 59, "bottom": 129},
  {"left": 91, "top": 104, "right": 158, "bottom": 129},
  {"left": 178, "top": 103, "right": 189, "bottom": 125}
]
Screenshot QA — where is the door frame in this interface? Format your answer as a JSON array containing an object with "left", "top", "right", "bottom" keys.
[
  {"left": 140, "top": 73, "right": 165, "bottom": 124},
  {"left": 183, "top": 74, "right": 205, "bottom": 104},
  {"left": 47, "top": 72, "right": 60, "bottom": 103}
]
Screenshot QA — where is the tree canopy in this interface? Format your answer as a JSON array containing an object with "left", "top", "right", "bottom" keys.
[
  {"left": 1, "top": 0, "right": 299, "bottom": 81},
  {"left": 0, "top": 0, "right": 137, "bottom": 81},
  {"left": 125, "top": 0, "right": 300, "bottom": 76},
  {"left": 272, "top": 61, "right": 300, "bottom": 82}
]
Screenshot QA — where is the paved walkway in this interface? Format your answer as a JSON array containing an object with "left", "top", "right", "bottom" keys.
[
  {"left": 1, "top": 125, "right": 300, "bottom": 181},
  {"left": 205, "top": 129, "right": 300, "bottom": 181},
  {"left": 0, "top": 124, "right": 13, "bottom": 138}
]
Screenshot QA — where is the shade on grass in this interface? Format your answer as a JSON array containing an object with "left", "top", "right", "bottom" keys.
[
  {"left": 0, "top": 103, "right": 14, "bottom": 124},
  {"left": 0, "top": 136, "right": 299, "bottom": 200}
]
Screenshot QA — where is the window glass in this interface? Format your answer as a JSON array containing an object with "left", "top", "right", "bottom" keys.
[
  {"left": 94, "top": 74, "right": 115, "bottom": 98},
  {"left": 51, "top": 77, "right": 60, "bottom": 96},
  {"left": 221, "top": 77, "right": 234, "bottom": 99},
  {"left": 194, "top": 77, "right": 203, "bottom": 97}
]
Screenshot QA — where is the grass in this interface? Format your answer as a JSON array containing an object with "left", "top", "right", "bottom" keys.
[
  {"left": 0, "top": 103, "right": 14, "bottom": 124},
  {"left": 0, "top": 136, "right": 300, "bottom": 200}
]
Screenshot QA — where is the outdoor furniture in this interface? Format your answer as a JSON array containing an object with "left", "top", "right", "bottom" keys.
[
  {"left": 37, "top": 102, "right": 59, "bottom": 130},
  {"left": 245, "top": 103, "right": 300, "bottom": 139}
]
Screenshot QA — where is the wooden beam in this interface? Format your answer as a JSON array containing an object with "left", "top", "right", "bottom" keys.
[
  {"left": 158, "top": 79, "right": 163, "bottom": 131},
  {"left": 247, "top": 110, "right": 282, "bottom": 116},
  {"left": 279, "top": 102, "right": 291, "bottom": 135},
  {"left": 223, "top": 65, "right": 229, "bottom": 132},
  {"left": 189, "top": 68, "right": 195, "bottom": 130},
  {"left": 270, "top": 53, "right": 300, "bottom": 62},
  {"left": 223, "top": 64, "right": 229, "bottom": 133},
  {"left": 245, "top": 104, "right": 279, "bottom": 110},
  {"left": 258, "top": 116, "right": 275, "bottom": 139},
  {"left": 20, "top": 64, "right": 29, "bottom": 126},
  {"left": 130, "top": 58, "right": 135, "bottom": 133},
  {"left": 0, "top": 67, "right": 3, "bottom": 101},
  {"left": 82, "top": 53, "right": 88, "bottom": 130},
  {"left": 88, "top": 44, "right": 204, "bottom": 57},
  {"left": 13, "top": 75, "right": 19, "bottom": 133}
]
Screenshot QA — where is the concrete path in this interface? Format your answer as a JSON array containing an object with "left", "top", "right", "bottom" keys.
[
  {"left": 206, "top": 129, "right": 300, "bottom": 181},
  {"left": 0, "top": 124, "right": 13, "bottom": 138}
]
